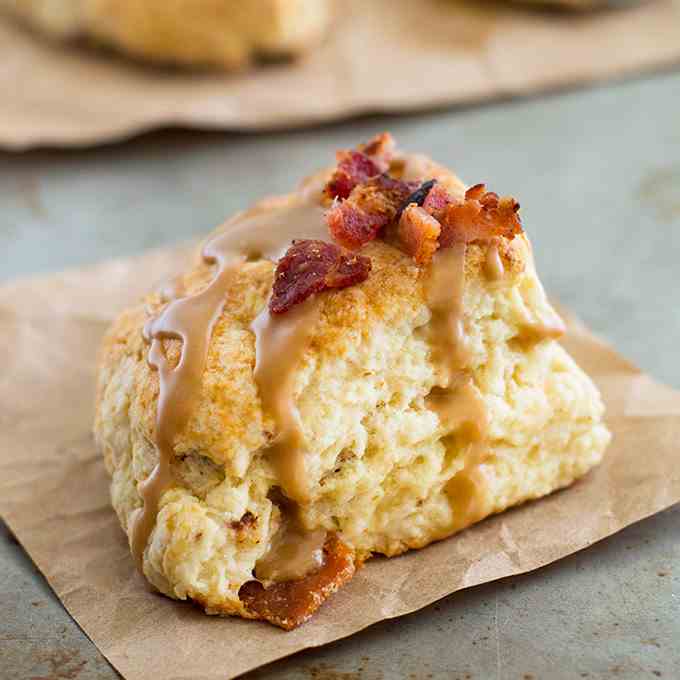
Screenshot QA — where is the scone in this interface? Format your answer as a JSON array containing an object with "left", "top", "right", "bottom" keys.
[
  {"left": 0, "top": 0, "right": 332, "bottom": 69},
  {"left": 94, "top": 133, "right": 610, "bottom": 629}
]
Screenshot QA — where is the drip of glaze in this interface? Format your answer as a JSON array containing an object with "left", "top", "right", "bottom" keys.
[
  {"left": 424, "top": 236, "right": 564, "bottom": 533},
  {"left": 483, "top": 239, "right": 505, "bottom": 281},
  {"left": 136, "top": 256, "right": 244, "bottom": 569},
  {"left": 424, "top": 243, "right": 472, "bottom": 379},
  {"left": 426, "top": 378, "right": 487, "bottom": 439},
  {"left": 516, "top": 249, "right": 566, "bottom": 346},
  {"left": 143, "top": 275, "right": 186, "bottom": 317},
  {"left": 424, "top": 243, "right": 492, "bottom": 533},
  {"left": 255, "top": 523, "right": 326, "bottom": 583},
  {"left": 130, "top": 198, "right": 327, "bottom": 571},
  {"left": 252, "top": 297, "right": 322, "bottom": 503},
  {"left": 433, "top": 377, "right": 493, "bottom": 532},
  {"left": 517, "top": 317, "right": 566, "bottom": 346}
]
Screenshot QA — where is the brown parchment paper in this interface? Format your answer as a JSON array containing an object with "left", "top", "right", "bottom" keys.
[
  {"left": 2, "top": 0, "right": 680, "bottom": 150},
  {"left": 1, "top": 245, "right": 679, "bottom": 680}
]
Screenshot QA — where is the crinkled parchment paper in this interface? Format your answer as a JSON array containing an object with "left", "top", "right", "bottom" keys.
[
  {"left": 0, "top": 245, "right": 679, "bottom": 680},
  {"left": 2, "top": 0, "right": 680, "bottom": 149}
]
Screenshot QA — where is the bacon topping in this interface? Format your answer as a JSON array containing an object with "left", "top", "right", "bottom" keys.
[
  {"left": 325, "top": 133, "right": 396, "bottom": 200},
  {"left": 359, "top": 131, "right": 396, "bottom": 161},
  {"left": 273, "top": 136, "right": 526, "bottom": 314},
  {"left": 422, "top": 182, "right": 453, "bottom": 217},
  {"left": 438, "top": 184, "right": 522, "bottom": 248},
  {"left": 327, "top": 202, "right": 381, "bottom": 251},
  {"left": 327, "top": 174, "right": 418, "bottom": 249},
  {"left": 325, "top": 151, "right": 384, "bottom": 200},
  {"left": 239, "top": 535, "right": 356, "bottom": 630},
  {"left": 398, "top": 205, "right": 441, "bottom": 266},
  {"left": 270, "top": 239, "right": 371, "bottom": 314},
  {"left": 397, "top": 179, "right": 438, "bottom": 218}
]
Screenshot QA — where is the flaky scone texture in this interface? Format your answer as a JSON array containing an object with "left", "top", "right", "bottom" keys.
[
  {"left": 95, "top": 161, "right": 610, "bottom": 620},
  {"left": 1, "top": 0, "right": 331, "bottom": 68}
]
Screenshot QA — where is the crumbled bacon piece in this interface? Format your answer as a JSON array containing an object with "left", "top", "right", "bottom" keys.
[
  {"left": 325, "top": 151, "right": 384, "bottom": 200},
  {"left": 269, "top": 240, "right": 371, "bottom": 314},
  {"left": 325, "top": 133, "right": 396, "bottom": 200},
  {"left": 327, "top": 174, "right": 418, "bottom": 249},
  {"left": 354, "top": 175, "right": 419, "bottom": 215},
  {"left": 359, "top": 132, "right": 396, "bottom": 161},
  {"left": 327, "top": 202, "right": 381, "bottom": 250},
  {"left": 398, "top": 204, "right": 441, "bottom": 266},
  {"left": 439, "top": 184, "right": 522, "bottom": 247},
  {"left": 422, "top": 182, "right": 453, "bottom": 217},
  {"left": 464, "top": 183, "right": 487, "bottom": 201},
  {"left": 322, "top": 134, "right": 522, "bottom": 267},
  {"left": 239, "top": 534, "right": 356, "bottom": 630},
  {"left": 397, "top": 179, "right": 438, "bottom": 218}
]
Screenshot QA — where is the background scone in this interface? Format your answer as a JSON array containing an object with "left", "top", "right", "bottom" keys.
[
  {"left": 0, "top": 0, "right": 332, "bottom": 69},
  {"left": 95, "top": 134, "right": 610, "bottom": 629}
]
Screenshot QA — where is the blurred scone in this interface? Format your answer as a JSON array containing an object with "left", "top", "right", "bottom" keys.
[
  {"left": 0, "top": 0, "right": 332, "bottom": 68},
  {"left": 95, "top": 134, "right": 610, "bottom": 629}
]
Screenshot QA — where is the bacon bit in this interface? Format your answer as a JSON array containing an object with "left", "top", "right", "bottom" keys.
[
  {"left": 322, "top": 135, "right": 522, "bottom": 265},
  {"left": 464, "top": 183, "right": 487, "bottom": 201},
  {"left": 325, "top": 133, "right": 396, "bottom": 200},
  {"left": 397, "top": 179, "right": 437, "bottom": 218},
  {"left": 355, "top": 175, "right": 419, "bottom": 214},
  {"left": 398, "top": 205, "right": 441, "bottom": 266},
  {"left": 327, "top": 202, "right": 380, "bottom": 249},
  {"left": 422, "top": 182, "right": 453, "bottom": 217},
  {"left": 239, "top": 534, "right": 356, "bottom": 630},
  {"left": 359, "top": 132, "right": 396, "bottom": 161},
  {"left": 439, "top": 184, "right": 522, "bottom": 247},
  {"left": 325, "top": 151, "right": 384, "bottom": 200},
  {"left": 269, "top": 240, "right": 371, "bottom": 314},
  {"left": 327, "top": 175, "right": 418, "bottom": 249}
]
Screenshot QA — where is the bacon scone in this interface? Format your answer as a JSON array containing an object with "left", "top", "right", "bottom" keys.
[
  {"left": 94, "top": 134, "right": 610, "bottom": 629},
  {"left": 0, "top": 0, "right": 331, "bottom": 69}
]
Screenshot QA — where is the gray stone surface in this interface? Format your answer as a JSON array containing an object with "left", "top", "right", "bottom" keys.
[{"left": 1, "top": 70, "right": 679, "bottom": 679}]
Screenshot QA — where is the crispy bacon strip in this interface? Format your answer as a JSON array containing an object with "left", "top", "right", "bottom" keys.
[
  {"left": 398, "top": 204, "right": 441, "bottom": 266},
  {"left": 439, "top": 184, "right": 522, "bottom": 247},
  {"left": 325, "top": 133, "right": 396, "bottom": 200},
  {"left": 239, "top": 535, "right": 356, "bottom": 630},
  {"left": 269, "top": 239, "right": 371, "bottom": 314},
  {"left": 327, "top": 175, "right": 418, "bottom": 249}
]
